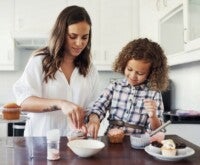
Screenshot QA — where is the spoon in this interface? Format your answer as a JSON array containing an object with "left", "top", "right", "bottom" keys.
[{"left": 150, "top": 120, "right": 171, "bottom": 137}]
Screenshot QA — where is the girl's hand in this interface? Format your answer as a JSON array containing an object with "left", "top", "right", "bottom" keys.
[
  {"left": 86, "top": 114, "right": 100, "bottom": 139},
  {"left": 144, "top": 99, "right": 157, "bottom": 118}
]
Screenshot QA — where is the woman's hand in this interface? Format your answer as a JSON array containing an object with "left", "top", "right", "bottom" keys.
[
  {"left": 86, "top": 114, "right": 100, "bottom": 139},
  {"left": 60, "top": 100, "right": 85, "bottom": 129}
]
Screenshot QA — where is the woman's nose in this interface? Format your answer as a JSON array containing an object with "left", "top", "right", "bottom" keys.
[{"left": 75, "top": 38, "right": 82, "bottom": 46}]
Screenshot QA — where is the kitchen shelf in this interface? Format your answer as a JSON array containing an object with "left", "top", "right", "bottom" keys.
[{"left": 0, "top": 115, "right": 29, "bottom": 123}]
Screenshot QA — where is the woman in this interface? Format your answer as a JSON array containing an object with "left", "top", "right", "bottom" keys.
[{"left": 13, "top": 5, "right": 100, "bottom": 136}]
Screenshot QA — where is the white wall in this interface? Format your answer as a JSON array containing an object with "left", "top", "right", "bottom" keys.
[
  {"left": 169, "top": 61, "right": 200, "bottom": 111},
  {"left": 0, "top": 48, "right": 30, "bottom": 104},
  {"left": 166, "top": 124, "right": 200, "bottom": 146},
  {"left": 168, "top": 61, "right": 200, "bottom": 146}
]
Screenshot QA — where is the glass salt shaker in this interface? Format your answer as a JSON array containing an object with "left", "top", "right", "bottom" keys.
[{"left": 46, "top": 129, "right": 60, "bottom": 160}]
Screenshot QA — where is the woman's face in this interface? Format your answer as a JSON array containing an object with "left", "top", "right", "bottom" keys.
[
  {"left": 65, "top": 21, "right": 90, "bottom": 57},
  {"left": 124, "top": 59, "right": 151, "bottom": 86}
]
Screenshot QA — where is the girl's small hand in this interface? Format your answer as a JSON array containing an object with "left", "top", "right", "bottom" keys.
[
  {"left": 86, "top": 114, "right": 100, "bottom": 139},
  {"left": 144, "top": 99, "right": 157, "bottom": 118}
]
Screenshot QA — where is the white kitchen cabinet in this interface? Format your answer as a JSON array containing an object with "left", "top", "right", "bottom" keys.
[
  {"left": 14, "top": 0, "right": 67, "bottom": 37},
  {"left": 0, "top": 0, "right": 13, "bottom": 32},
  {"left": 183, "top": 0, "right": 200, "bottom": 51},
  {"left": 166, "top": 124, "right": 200, "bottom": 147},
  {"left": 97, "top": 0, "right": 138, "bottom": 70},
  {"left": 0, "top": 33, "right": 15, "bottom": 70},
  {"left": 140, "top": 0, "right": 200, "bottom": 66},
  {"left": 0, "top": 0, "right": 15, "bottom": 70},
  {"left": 159, "top": 0, "right": 200, "bottom": 54},
  {"left": 67, "top": 0, "right": 139, "bottom": 71},
  {"left": 159, "top": 0, "right": 200, "bottom": 65},
  {"left": 159, "top": 3, "right": 184, "bottom": 56},
  {"left": 156, "top": 0, "right": 183, "bottom": 19},
  {"left": 0, "top": 123, "right": 7, "bottom": 137}
]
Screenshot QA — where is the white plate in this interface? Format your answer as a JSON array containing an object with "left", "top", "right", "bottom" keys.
[
  {"left": 0, "top": 115, "right": 29, "bottom": 123},
  {"left": 145, "top": 145, "right": 195, "bottom": 161}
]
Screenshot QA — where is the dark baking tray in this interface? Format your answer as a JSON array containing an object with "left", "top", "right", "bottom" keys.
[{"left": 163, "top": 111, "right": 200, "bottom": 124}]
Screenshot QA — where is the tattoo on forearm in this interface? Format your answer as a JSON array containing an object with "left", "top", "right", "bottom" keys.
[{"left": 42, "top": 105, "right": 60, "bottom": 112}]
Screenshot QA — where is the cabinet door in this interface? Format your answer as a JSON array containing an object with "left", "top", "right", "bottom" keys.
[
  {"left": 0, "top": 0, "right": 15, "bottom": 70},
  {"left": 0, "top": 123, "right": 7, "bottom": 137},
  {"left": 159, "top": 5, "right": 184, "bottom": 56},
  {"left": 14, "top": 0, "right": 67, "bottom": 36},
  {"left": 140, "top": 0, "right": 200, "bottom": 66},
  {"left": 0, "top": 33, "right": 15, "bottom": 70},
  {"left": 98, "top": 0, "right": 138, "bottom": 68},
  {"left": 157, "top": 0, "right": 183, "bottom": 19},
  {"left": 0, "top": 0, "right": 13, "bottom": 32},
  {"left": 184, "top": 0, "right": 200, "bottom": 51}
]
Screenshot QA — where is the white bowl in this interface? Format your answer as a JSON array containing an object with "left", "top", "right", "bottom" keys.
[
  {"left": 130, "top": 133, "right": 151, "bottom": 149},
  {"left": 67, "top": 139, "right": 105, "bottom": 158}
]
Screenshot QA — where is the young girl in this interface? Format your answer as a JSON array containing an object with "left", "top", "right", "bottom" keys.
[{"left": 86, "top": 38, "right": 169, "bottom": 139}]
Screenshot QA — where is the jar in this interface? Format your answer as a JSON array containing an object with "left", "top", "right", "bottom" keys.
[{"left": 47, "top": 140, "right": 60, "bottom": 160}]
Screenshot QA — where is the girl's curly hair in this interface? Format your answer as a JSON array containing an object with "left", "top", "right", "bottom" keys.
[{"left": 113, "top": 38, "right": 169, "bottom": 91}]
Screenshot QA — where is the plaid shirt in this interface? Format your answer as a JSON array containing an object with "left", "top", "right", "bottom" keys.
[{"left": 87, "top": 78, "right": 164, "bottom": 134}]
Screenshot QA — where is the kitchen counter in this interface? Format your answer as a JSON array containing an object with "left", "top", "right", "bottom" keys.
[{"left": 0, "top": 135, "right": 200, "bottom": 165}]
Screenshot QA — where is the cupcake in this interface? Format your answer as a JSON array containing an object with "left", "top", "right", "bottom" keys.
[
  {"left": 161, "top": 139, "right": 177, "bottom": 156},
  {"left": 107, "top": 128, "right": 125, "bottom": 143},
  {"left": 2, "top": 102, "right": 21, "bottom": 120}
]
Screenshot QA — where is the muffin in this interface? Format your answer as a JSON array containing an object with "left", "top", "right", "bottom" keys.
[
  {"left": 107, "top": 128, "right": 125, "bottom": 143},
  {"left": 2, "top": 102, "right": 21, "bottom": 120},
  {"left": 161, "top": 139, "right": 177, "bottom": 156}
]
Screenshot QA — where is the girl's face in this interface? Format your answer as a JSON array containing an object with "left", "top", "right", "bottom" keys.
[
  {"left": 124, "top": 59, "right": 151, "bottom": 86},
  {"left": 65, "top": 21, "right": 90, "bottom": 58}
]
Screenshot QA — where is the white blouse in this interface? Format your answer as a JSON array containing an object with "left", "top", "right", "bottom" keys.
[{"left": 13, "top": 55, "right": 100, "bottom": 136}]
